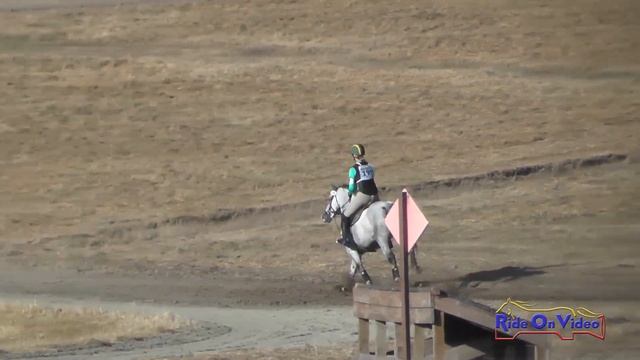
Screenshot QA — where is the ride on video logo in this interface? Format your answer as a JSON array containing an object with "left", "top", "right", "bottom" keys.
[{"left": 494, "top": 298, "right": 606, "bottom": 341}]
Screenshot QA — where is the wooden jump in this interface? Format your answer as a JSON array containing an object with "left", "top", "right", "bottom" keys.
[{"left": 352, "top": 284, "right": 550, "bottom": 360}]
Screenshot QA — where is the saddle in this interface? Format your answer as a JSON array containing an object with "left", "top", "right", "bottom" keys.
[
  {"left": 348, "top": 197, "right": 377, "bottom": 225},
  {"left": 350, "top": 205, "right": 367, "bottom": 225},
  {"left": 344, "top": 199, "right": 394, "bottom": 254}
]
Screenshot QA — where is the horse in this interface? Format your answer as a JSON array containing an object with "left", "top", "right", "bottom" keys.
[{"left": 321, "top": 185, "right": 422, "bottom": 285}]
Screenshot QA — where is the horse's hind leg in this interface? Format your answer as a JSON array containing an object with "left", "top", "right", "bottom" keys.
[
  {"left": 379, "top": 236, "right": 400, "bottom": 281},
  {"left": 410, "top": 246, "right": 423, "bottom": 274},
  {"left": 386, "top": 249, "right": 400, "bottom": 281}
]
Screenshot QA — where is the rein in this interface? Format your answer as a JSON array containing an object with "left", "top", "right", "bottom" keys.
[
  {"left": 334, "top": 219, "right": 341, "bottom": 233},
  {"left": 329, "top": 192, "right": 347, "bottom": 233}
]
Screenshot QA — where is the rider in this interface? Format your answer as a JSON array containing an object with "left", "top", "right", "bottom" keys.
[{"left": 337, "top": 144, "right": 379, "bottom": 248}]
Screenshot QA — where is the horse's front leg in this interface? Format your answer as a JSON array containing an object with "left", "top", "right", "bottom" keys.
[
  {"left": 339, "top": 258, "right": 359, "bottom": 292},
  {"left": 349, "top": 259, "right": 358, "bottom": 279},
  {"left": 346, "top": 248, "right": 372, "bottom": 285},
  {"left": 360, "top": 265, "right": 372, "bottom": 285}
]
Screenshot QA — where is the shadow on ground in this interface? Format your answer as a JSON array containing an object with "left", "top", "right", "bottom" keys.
[
  {"left": 413, "top": 264, "right": 574, "bottom": 289},
  {"left": 457, "top": 265, "right": 548, "bottom": 288}
]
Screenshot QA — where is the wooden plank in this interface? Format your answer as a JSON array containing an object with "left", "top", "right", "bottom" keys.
[
  {"left": 353, "top": 301, "right": 435, "bottom": 312},
  {"left": 433, "top": 310, "right": 446, "bottom": 360},
  {"left": 433, "top": 297, "right": 548, "bottom": 348},
  {"left": 359, "top": 318, "right": 370, "bottom": 356},
  {"left": 535, "top": 345, "right": 550, "bottom": 360},
  {"left": 433, "top": 297, "right": 494, "bottom": 329},
  {"left": 443, "top": 344, "right": 485, "bottom": 360},
  {"left": 356, "top": 354, "right": 396, "bottom": 360},
  {"left": 354, "top": 302, "right": 434, "bottom": 324},
  {"left": 375, "top": 320, "right": 387, "bottom": 360},
  {"left": 414, "top": 324, "right": 427, "bottom": 360},
  {"left": 353, "top": 283, "right": 433, "bottom": 308},
  {"left": 504, "top": 346, "right": 516, "bottom": 360},
  {"left": 395, "top": 323, "right": 406, "bottom": 360}
]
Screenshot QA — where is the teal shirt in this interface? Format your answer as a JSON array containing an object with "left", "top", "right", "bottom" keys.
[
  {"left": 348, "top": 167, "right": 357, "bottom": 195},
  {"left": 347, "top": 160, "right": 377, "bottom": 196}
]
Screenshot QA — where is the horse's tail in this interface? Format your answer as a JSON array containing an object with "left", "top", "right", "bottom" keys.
[
  {"left": 377, "top": 201, "right": 394, "bottom": 247},
  {"left": 378, "top": 200, "right": 418, "bottom": 253}
]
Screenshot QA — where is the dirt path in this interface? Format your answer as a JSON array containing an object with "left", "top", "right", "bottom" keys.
[
  {"left": 0, "top": 292, "right": 355, "bottom": 360},
  {"left": 0, "top": 0, "right": 194, "bottom": 12},
  {"left": 0, "top": 264, "right": 353, "bottom": 308}
]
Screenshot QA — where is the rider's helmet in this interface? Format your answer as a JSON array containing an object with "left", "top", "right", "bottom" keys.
[{"left": 351, "top": 144, "right": 365, "bottom": 157}]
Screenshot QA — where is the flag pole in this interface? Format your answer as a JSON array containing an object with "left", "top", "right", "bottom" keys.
[{"left": 399, "top": 189, "right": 411, "bottom": 359}]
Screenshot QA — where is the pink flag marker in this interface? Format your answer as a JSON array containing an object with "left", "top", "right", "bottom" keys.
[{"left": 385, "top": 189, "right": 429, "bottom": 253}]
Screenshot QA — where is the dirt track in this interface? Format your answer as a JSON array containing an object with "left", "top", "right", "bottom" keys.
[
  {"left": 0, "top": 0, "right": 639, "bottom": 359},
  {"left": 0, "top": 0, "right": 194, "bottom": 11},
  {"left": 0, "top": 293, "right": 354, "bottom": 360}
]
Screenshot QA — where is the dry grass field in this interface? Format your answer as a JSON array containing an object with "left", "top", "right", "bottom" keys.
[
  {"left": 1, "top": 0, "right": 638, "bottom": 245},
  {"left": 158, "top": 345, "right": 354, "bottom": 360},
  {"left": 0, "top": 0, "right": 638, "bottom": 358},
  {"left": 0, "top": 302, "right": 185, "bottom": 353}
]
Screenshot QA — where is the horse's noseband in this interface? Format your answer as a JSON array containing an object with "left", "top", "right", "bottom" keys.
[
  {"left": 322, "top": 195, "right": 341, "bottom": 223},
  {"left": 321, "top": 211, "right": 332, "bottom": 223}
]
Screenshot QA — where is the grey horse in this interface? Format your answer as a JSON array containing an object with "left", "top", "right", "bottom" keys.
[{"left": 321, "top": 185, "right": 421, "bottom": 285}]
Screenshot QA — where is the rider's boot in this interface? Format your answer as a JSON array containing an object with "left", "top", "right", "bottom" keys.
[
  {"left": 337, "top": 215, "right": 355, "bottom": 249},
  {"left": 336, "top": 215, "right": 347, "bottom": 245}
]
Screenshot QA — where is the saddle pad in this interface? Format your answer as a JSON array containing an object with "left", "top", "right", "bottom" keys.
[{"left": 351, "top": 206, "right": 366, "bottom": 225}]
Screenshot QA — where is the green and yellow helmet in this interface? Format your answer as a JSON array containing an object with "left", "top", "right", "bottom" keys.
[{"left": 351, "top": 144, "right": 365, "bottom": 157}]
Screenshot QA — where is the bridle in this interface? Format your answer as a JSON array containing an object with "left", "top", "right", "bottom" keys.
[
  {"left": 322, "top": 190, "right": 346, "bottom": 226},
  {"left": 323, "top": 192, "right": 341, "bottom": 232}
]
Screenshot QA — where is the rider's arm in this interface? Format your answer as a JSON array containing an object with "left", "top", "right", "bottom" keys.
[{"left": 348, "top": 166, "right": 357, "bottom": 195}]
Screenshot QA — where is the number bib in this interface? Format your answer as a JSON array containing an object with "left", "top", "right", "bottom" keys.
[{"left": 358, "top": 164, "right": 374, "bottom": 181}]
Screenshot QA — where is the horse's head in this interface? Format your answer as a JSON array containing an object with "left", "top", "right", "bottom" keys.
[
  {"left": 321, "top": 185, "right": 348, "bottom": 223},
  {"left": 322, "top": 189, "right": 339, "bottom": 223}
]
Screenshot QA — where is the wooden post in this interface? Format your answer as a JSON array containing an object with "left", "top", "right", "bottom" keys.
[
  {"left": 359, "top": 318, "right": 370, "bottom": 357},
  {"left": 398, "top": 190, "right": 412, "bottom": 360},
  {"left": 395, "top": 323, "right": 405, "bottom": 359},
  {"left": 433, "top": 310, "right": 446, "bottom": 360},
  {"left": 413, "top": 324, "right": 427, "bottom": 360},
  {"left": 375, "top": 320, "right": 387, "bottom": 359}
]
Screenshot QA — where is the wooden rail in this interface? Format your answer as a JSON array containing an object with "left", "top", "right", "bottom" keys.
[
  {"left": 352, "top": 284, "right": 550, "bottom": 360},
  {"left": 353, "top": 284, "right": 434, "bottom": 359}
]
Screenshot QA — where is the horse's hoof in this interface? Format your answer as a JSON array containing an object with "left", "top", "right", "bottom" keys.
[
  {"left": 392, "top": 268, "right": 400, "bottom": 281},
  {"left": 415, "top": 266, "right": 423, "bottom": 274},
  {"left": 365, "top": 280, "right": 372, "bottom": 285},
  {"left": 393, "top": 277, "right": 400, "bottom": 282}
]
